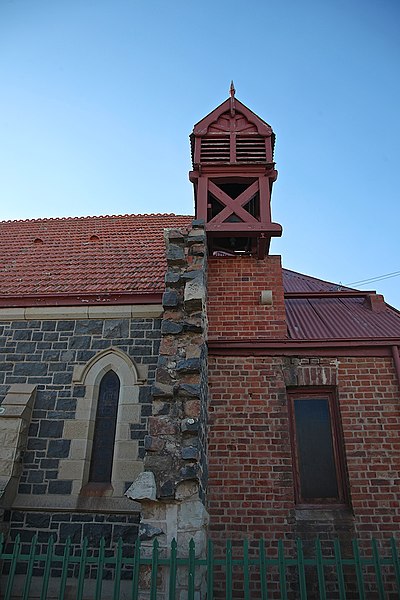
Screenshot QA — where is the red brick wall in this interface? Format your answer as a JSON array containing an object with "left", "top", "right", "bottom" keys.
[
  {"left": 339, "top": 356, "right": 400, "bottom": 539},
  {"left": 207, "top": 256, "right": 287, "bottom": 340},
  {"left": 207, "top": 355, "right": 400, "bottom": 544},
  {"left": 208, "top": 355, "right": 292, "bottom": 543}
]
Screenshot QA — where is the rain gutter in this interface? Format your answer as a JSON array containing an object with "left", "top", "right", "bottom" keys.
[{"left": 208, "top": 338, "right": 400, "bottom": 358}]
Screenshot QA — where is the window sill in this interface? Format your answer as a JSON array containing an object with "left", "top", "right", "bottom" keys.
[
  {"left": 80, "top": 483, "right": 114, "bottom": 497},
  {"left": 295, "top": 506, "right": 353, "bottom": 521}
]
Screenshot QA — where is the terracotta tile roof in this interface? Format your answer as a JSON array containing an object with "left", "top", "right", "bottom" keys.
[
  {"left": 0, "top": 214, "right": 192, "bottom": 298},
  {"left": 1, "top": 213, "right": 399, "bottom": 340}
]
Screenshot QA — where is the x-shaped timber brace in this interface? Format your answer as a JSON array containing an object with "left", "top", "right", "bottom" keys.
[{"left": 196, "top": 173, "right": 282, "bottom": 258}]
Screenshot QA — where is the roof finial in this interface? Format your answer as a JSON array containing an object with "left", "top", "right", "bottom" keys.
[{"left": 229, "top": 80, "right": 236, "bottom": 117}]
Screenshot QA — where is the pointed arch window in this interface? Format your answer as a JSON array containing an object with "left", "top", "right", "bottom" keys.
[
  {"left": 89, "top": 370, "right": 120, "bottom": 484},
  {"left": 68, "top": 347, "right": 148, "bottom": 498}
]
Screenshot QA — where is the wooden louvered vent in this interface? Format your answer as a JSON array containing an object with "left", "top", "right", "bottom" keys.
[
  {"left": 236, "top": 136, "right": 266, "bottom": 162},
  {"left": 200, "top": 136, "right": 230, "bottom": 162}
]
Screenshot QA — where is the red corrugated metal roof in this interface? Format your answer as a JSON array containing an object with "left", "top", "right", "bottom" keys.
[
  {"left": 282, "top": 268, "right": 354, "bottom": 293},
  {"left": 283, "top": 270, "right": 400, "bottom": 340},
  {"left": 0, "top": 214, "right": 192, "bottom": 296}
]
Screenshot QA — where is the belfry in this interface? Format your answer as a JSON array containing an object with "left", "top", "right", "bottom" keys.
[{"left": 189, "top": 83, "right": 282, "bottom": 257}]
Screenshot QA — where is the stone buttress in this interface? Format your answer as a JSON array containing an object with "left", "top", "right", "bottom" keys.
[{"left": 126, "top": 220, "right": 209, "bottom": 597}]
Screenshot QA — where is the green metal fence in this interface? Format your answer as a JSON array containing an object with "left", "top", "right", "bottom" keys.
[{"left": 0, "top": 533, "right": 399, "bottom": 599}]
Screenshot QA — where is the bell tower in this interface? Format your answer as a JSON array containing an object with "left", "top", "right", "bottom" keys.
[{"left": 189, "top": 84, "right": 282, "bottom": 258}]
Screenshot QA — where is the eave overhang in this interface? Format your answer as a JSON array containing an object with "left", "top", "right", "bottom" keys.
[
  {"left": 0, "top": 291, "right": 163, "bottom": 308},
  {"left": 208, "top": 337, "right": 400, "bottom": 357}
]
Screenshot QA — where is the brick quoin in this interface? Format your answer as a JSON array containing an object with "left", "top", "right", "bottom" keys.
[
  {"left": 207, "top": 256, "right": 287, "bottom": 340},
  {"left": 207, "top": 355, "right": 400, "bottom": 546}
]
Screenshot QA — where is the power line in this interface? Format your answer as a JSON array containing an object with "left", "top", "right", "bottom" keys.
[{"left": 346, "top": 270, "right": 400, "bottom": 286}]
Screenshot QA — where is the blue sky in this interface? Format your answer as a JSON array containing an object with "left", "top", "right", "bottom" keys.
[{"left": 1, "top": 0, "right": 399, "bottom": 307}]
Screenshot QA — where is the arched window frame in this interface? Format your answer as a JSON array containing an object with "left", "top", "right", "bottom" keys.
[
  {"left": 59, "top": 348, "right": 147, "bottom": 498},
  {"left": 88, "top": 369, "right": 121, "bottom": 487}
]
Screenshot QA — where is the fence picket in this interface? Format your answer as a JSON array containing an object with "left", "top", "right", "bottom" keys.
[
  {"left": 95, "top": 537, "right": 105, "bottom": 600},
  {"left": 243, "top": 539, "right": 250, "bottom": 600},
  {"left": 333, "top": 538, "right": 346, "bottom": 600},
  {"left": 113, "top": 537, "right": 123, "bottom": 600},
  {"left": 58, "top": 536, "right": 71, "bottom": 600},
  {"left": 188, "top": 538, "right": 196, "bottom": 600},
  {"left": 225, "top": 538, "right": 232, "bottom": 600},
  {"left": 22, "top": 533, "right": 38, "bottom": 600},
  {"left": 207, "top": 538, "right": 214, "bottom": 600},
  {"left": 76, "top": 536, "right": 88, "bottom": 600},
  {"left": 315, "top": 538, "right": 326, "bottom": 600},
  {"left": 4, "top": 533, "right": 20, "bottom": 600},
  {"left": 278, "top": 539, "right": 288, "bottom": 600},
  {"left": 371, "top": 538, "right": 385, "bottom": 600},
  {"left": 352, "top": 538, "right": 365, "bottom": 600},
  {"left": 390, "top": 536, "right": 400, "bottom": 594},
  {"left": 168, "top": 538, "right": 177, "bottom": 599},
  {"left": 131, "top": 537, "right": 140, "bottom": 600},
  {"left": 40, "top": 535, "right": 54, "bottom": 600},
  {"left": 259, "top": 538, "right": 268, "bottom": 600},
  {"left": 296, "top": 538, "right": 307, "bottom": 600},
  {"left": 150, "top": 537, "right": 159, "bottom": 600}
]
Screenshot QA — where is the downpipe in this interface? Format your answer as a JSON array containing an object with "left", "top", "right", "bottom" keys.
[{"left": 391, "top": 345, "right": 400, "bottom": 390}]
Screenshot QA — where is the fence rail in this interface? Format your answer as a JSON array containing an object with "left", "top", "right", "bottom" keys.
[{"left": 0, "top": 533, "right": 399, "bottom": 599}]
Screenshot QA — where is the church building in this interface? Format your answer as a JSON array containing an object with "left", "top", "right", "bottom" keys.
[{"left": 1, "top": 89, "right": 399, "bottom": 597}]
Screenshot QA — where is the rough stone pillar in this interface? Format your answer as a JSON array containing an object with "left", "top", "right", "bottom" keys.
[
  {"left": 0, "top": 384, "right": 36, "bottom": 535},
  {"left": 126, "top": 220, "right": 209, "bottom": 598}
]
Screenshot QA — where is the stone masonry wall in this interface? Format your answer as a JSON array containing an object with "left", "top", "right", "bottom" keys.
[
  {"left": 5, "top": 509, "right": 140, "bottom": 564},
  {"left": 0, "top": 315, "right": 160, "bottom": 548},
  {"left": 126, "top": 220, "right": 209, "bottom": 599},
  {"left": 140, "top": 220, "right": 209, "bottom": 502}
]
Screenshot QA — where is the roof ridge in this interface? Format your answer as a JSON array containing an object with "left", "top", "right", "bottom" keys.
[
  {"left": 0, "top": 213, "right": 194, "bottom": 224},
  {"left": 282, "top": 267, "right": 356, "bottom": 291}
]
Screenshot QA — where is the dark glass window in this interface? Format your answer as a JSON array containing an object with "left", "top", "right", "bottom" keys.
[
  {"left": 288, "top": 389, "right": 347, "bottom": 505},
  {"left": 89, "top": 370, "right": 120, "bottom": 483}
]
